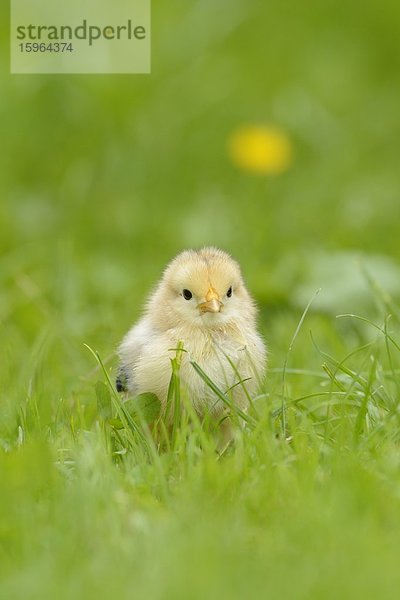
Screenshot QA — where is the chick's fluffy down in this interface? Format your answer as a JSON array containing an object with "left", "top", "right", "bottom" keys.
[{"left": 118, "top": 247, "right": 266, "bottom": 419}]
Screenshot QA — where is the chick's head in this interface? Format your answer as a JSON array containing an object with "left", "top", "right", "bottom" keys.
[{"left": 147, "top": 247, "right": 256, "bottom": 330}]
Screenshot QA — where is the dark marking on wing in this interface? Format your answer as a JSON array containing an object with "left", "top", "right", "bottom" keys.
[{"left": 116, "top": 367, "right": 128, "bottom": 393}]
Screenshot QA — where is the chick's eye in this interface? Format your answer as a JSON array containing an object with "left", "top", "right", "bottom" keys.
[
  {"left": 227, "top": 286, "right": 233, "bottom": 298},
  {"left": 182, "top": 289, "right": 193, "bottom": 300}
]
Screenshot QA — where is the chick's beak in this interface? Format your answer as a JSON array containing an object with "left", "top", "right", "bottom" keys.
[{"left": 198, "top": 287, "right": 223, "bottom": 314}]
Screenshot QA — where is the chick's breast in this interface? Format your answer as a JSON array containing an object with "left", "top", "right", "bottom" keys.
[{"left": 120, "top": 317, "right": 265, "bottom": 418}]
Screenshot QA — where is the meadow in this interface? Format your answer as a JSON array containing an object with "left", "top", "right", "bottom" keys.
[{"left": 2, "top": 0, "right": 400, "bottom": 597}]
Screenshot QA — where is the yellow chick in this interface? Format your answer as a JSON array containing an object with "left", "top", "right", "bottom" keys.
[{"left": 117, "top": 247, "right": 266, "bottom": 430}]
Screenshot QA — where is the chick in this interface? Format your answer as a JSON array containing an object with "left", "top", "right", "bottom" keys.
[{"left": 117, "top": 247, "right": 266, "bottom": 429}]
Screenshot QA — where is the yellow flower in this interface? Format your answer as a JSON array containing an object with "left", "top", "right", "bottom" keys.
[{"left": 227, "top": 125, "right": 292, "bottom": 175}]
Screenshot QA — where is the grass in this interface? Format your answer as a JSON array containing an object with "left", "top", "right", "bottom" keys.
[
  {"left": 2, "top": 296, "right": 400, "bottom": 599},
  {"left": 2, "top": 0, "right": 400, "bottom": 596}
]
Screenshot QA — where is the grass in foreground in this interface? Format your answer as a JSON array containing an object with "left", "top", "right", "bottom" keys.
[{"left": 1, "top": 302, "right": 400, "bottom": 599}]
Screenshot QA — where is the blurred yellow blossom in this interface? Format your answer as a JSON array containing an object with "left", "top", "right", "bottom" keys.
[{"left": 227, "top": 125, "right": 292, "bottom": 175}]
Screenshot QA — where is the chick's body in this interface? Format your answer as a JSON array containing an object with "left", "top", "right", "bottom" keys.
[{"left": 118, "top": 248, "right": 266, "bottom": 420}]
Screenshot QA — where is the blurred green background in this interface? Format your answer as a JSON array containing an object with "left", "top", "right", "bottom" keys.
[
  {"left": 2, "top": 0, "right": 400, "bottom": 398},
  {"left": 2, "top": 1, "right": 400, "bottom": 598},
  {"left": 2, "top": 0, "right": 400, "bottom": 349}
]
